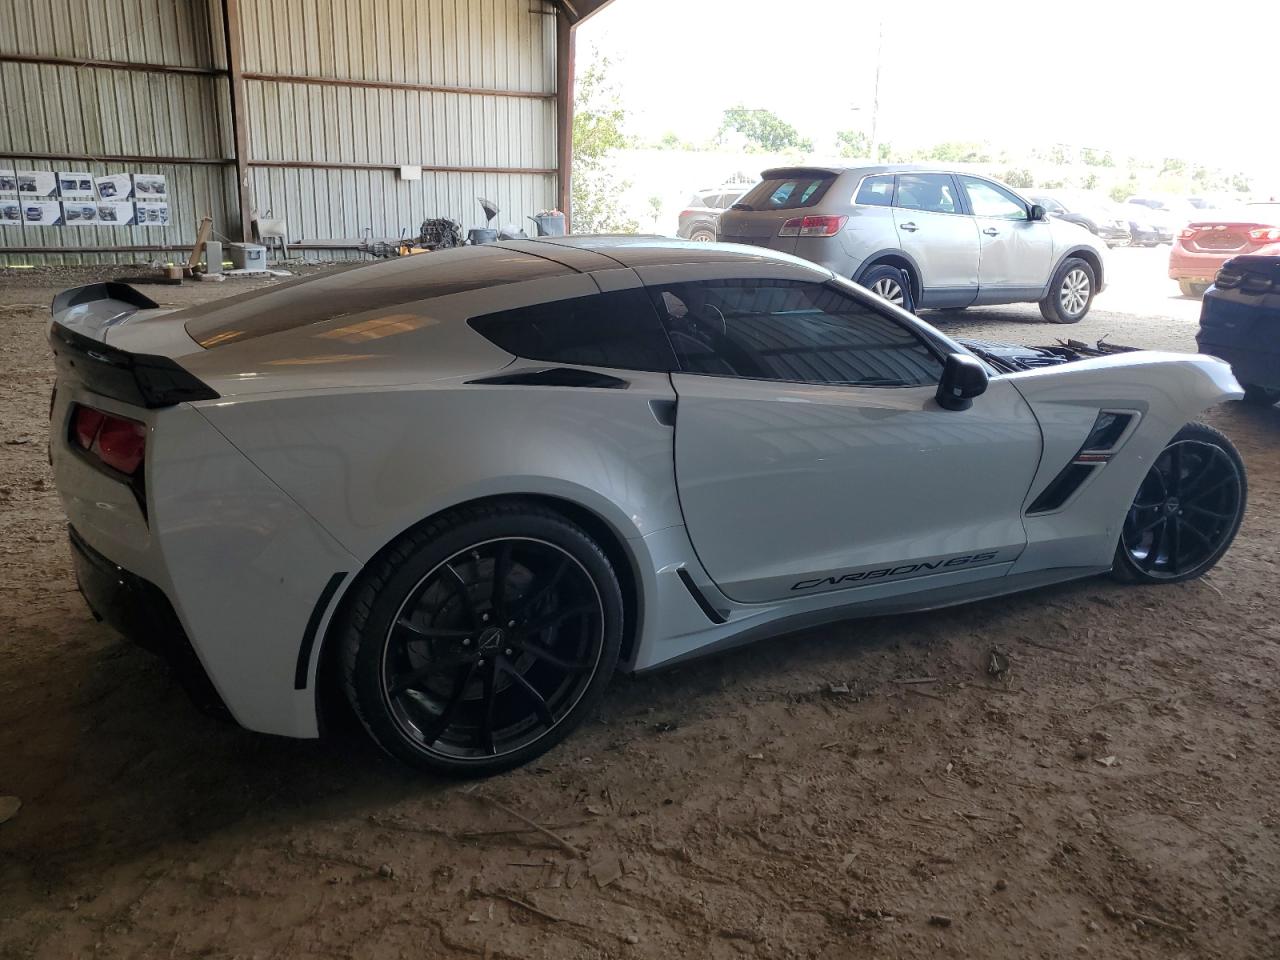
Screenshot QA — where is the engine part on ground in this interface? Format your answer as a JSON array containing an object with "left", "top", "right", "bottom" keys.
[
  {"left": 498, "top": 224, "right": 528, "bottom": 240},
  {"left": 467, "top": 228, "right": 498, "bottom": 245}
]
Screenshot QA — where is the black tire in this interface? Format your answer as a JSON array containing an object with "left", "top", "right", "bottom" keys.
[
  {"left": 338, "top": 500, "right": 623, "bottom": 777},
  {"left": 688, "top": 226, "right": 716, "bottom": 242},
  {"left": 1241, "top": 383, "right": 1280, "bottom": 406},
  {"left": 1038, "top": 257, "right": 1096, "bottom": 324},
  {"left": 1111, "top": 422, "right": 1246, "bottom": 585},
  {"left": 859, "top": 263, "right": 916, "bottom": 312},
  {"left": 1178, "top": 280, "right": 1209, "bottom": 299}
]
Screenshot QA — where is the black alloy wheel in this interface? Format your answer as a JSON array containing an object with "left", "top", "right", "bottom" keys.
[
  {"left": 381, "top": 537, "right": 604, "bottom": 761},
  {"left": 340, "top": 502, "right": 622, "bottom": 776},
  {"left": 1115, "top": 424, "right": 1245, "bottom": 583}
]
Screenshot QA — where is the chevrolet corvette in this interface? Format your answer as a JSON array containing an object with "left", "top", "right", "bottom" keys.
[{"left": 48, "top": 238, "right": 1247, "bottom": 775}]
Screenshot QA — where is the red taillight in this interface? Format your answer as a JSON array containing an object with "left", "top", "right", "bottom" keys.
[
  {"left": 778, "top": 215, "right": 848, "bottom": 238},
  {"left": 70, "top": 403, "right": 146, "bottom": 476},
  {"left": 1248, "top": 227, "right": 1280, "bottom": 242},
  {"left": 1178, "top": 227, "right": 1197, "bottom": 240}
]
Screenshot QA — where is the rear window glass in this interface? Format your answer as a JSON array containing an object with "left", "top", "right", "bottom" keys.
[
  {"left": 737, "top": 174, "right": 835, "bottom": 211},
  {"left": 468, "top": 288, "right": 676, "bottom": 372},
  {"left": 185, "top": 247, "right": 568, "bottom": 349}
]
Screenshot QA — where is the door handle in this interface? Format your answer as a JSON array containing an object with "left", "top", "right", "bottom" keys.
[
  {"left": 982, "top": 227, "right": 999, "bottom": 236},
  {"left": 900, "top": 222, "right": 918, "bottom": 232}
]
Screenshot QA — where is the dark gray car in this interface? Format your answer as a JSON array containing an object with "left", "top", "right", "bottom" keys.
[
  {"left": 677, "top": 187, "right": 748, "bottom": 242},
  {"left": 717, "top": 164, "right": 1109, "bottom": 323}
]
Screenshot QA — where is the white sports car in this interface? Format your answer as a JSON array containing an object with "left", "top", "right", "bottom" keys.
[{"left": 49, "top": 238, "right": 1247, "bottom": 775}]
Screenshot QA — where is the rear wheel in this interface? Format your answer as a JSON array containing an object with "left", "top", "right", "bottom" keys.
[
  {"left": 1178, "top": 280, "right": 1209, "bottom": 299},
  {"left": 1039, "top": 257, "right": 1096, "bottom": 323},
  {"left": 1241, "top": 383, "right": 1280, "bottom": 406},
  {"left": 1111, "top": 422, "right": 1246, "bottom": 585},
  {"left": 688, "top": 225, "right": 716, "bottom": 242},
  {"left": 860, "top": 263, "right": 915, "bottom": 312},
  {"left": 339, "top": 502, "right": 623, "bottom": 776}
]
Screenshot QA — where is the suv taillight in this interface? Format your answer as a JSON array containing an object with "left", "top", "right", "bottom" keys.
[
  {"left": 1247, "top": 227, "right": 1280, "bottom": 242},
  {"left": 71, "top": 403, "right": 146, "bottom": 475},
  {"left": 779, "top": 215, "right": 848, "bottom": 238}
]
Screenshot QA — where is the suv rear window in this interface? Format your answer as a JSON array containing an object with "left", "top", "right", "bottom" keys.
[{"left": 736, "top": 174, "right": 835, "bottom": 211}]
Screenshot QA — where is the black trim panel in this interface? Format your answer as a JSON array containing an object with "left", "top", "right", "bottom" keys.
[
  {"left": 294, "top": 572, "right": 347, "bottom": 690},
  {"left": 49, "top": 321, "right": 219, "bottom": 408},
  {"left": 468, "top": 367, "right": 629, "bottom": 389},
  {"left": 677, "top": 567, "right": 727, "bottom": 624}
]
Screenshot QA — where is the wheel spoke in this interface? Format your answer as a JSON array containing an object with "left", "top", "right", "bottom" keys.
[
  {"left": 479, "top": 662, "right": 497, "bottom": 755},
  {"left": 1177, "top": 518, "right": 1213, "bottom": 549},
  {"left": 513, "top": 558, "right": 571, "bottom": 619},
  {"left": 490, "top": 541, "right": 512, "bottom": 618},
  {"left": 1130, "top": 512, "right": 1166, "bottom": 537},
  {"left": 395, "top": 618, "right": 472, "bottom": 641},
  {"left": 416, "top": 661, "right": 478, "bottom": 744},
  {"left": 518, "top": 639, "right": 593, "bottom": 672},
  {"left": 1184, "top": 474, "right": 1232, "bottom": 504},
  {"left": 1167, "top": 514, "right": 1181, "bottom": 574},
  {"left": 1183, "top": 503, "right": 1231, "bottom": 521},
  {"left": 443, "top": 563, "right": 481, "bottom": 628},
  {"left": 520, "top": 604, "right": 596, "bottom": 636},
  {"left": 1138, "top": 519, "right": 1166, "bottom": 570},
  {"left": 500, "top": 661, "right": 555, "bottom": 728},
  {"left": 1170, "top": 444, "right": 1183, "bottom": 495}
]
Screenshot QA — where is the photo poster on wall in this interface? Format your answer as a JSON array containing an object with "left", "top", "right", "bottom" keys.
[
  {"left": 19, "top": 201, "right": 64, "bottom": 226},
  {"left": 94, "top": 173, "right": 133, "bottom": 201},
  {"left": 133, "top": 174, "right": 167, "bottom": 201},
  {"left": 0, "top": 170, "right": 16, "bottom": 198},
  {"left": 62, "top": 201, "right": 99, "bottom": 224},
  {"left": 17, "top": 171, "right": 58, "bottom": 199},
  {"left": 1, "top": 199, "right": 23, "bottom": 225},
  {"left": 135, "top": 203, "right": 170, "bottom": 226},
  {"left": 57, "top": 172, "right": 95, "bottom": 200},
  {"left": 95, "top": 202, "right": 137, "bottom": 226}
]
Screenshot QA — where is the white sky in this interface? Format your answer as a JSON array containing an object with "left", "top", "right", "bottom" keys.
[{"left": 579, "top": 0, "right": 1279, "bottom": 178}]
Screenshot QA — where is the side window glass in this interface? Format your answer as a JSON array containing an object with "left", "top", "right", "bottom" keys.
[
  {"left": 894, "top": 174, "right": 958, "bottom": 214},
  {"left": 468, "top": 289, "right": 676, "bottom": 372},
  {"left": 649, "top": 279, "right": 943, "bottom": 387},
  {"left": 961, "top": 177, "right": 1029, "bottom": 220},
  {"left": 854, "top": 174, "right": 894, "bottom": 206}
]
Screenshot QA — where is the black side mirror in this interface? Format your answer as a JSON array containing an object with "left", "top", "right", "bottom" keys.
[
  {"left": 936, "top": 353, "right": 989, "bottom": 411},
  {"left": 1029, "top": 204, "right": 1048, "bottom": 221}
]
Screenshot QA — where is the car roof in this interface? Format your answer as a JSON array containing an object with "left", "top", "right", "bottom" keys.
[
  {"left": 523, "top": 235, "right": 829, "bottom": 271},
  {"left": 759, "top": 163, "right": 931, "bottom": 179}
]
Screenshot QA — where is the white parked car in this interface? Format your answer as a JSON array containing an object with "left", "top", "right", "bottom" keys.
[{"left": 49, "top": 239, "right": 1246, "bottom": 775}]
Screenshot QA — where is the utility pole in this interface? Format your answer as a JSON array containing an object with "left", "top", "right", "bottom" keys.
[{"left": 869, "top": 20, "right": 883, "bottom": 163}]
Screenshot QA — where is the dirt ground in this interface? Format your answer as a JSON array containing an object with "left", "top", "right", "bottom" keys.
[{"left": 1, "top": 251, "right": 1278, "bottom": 960}]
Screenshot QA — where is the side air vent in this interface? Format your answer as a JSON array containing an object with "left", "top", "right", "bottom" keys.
[
  {"left": 1027, "top": 411, "right": 1136, "bottom": 515},
  {"left": 1027, "top": 463, "right": 1097, "bottom": 514},
  {"left": 467, "top": 368, "right": 628, "bottom": 389},
  {"left": 677, "top": 568, "right": 727, "bottom": 624}
]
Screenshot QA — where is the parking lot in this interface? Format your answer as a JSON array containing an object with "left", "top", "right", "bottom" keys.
[{"left": 1, "top": 250, "right": 1277, "bottom": 960}]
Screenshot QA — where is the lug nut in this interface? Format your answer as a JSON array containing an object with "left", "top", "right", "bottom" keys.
[
  {"left": 478, "top": 658, "right": 485, "bottom": 666},
  {"left": 504, "top": 648, "right": 513, "bottom": 656},
  {"left": 482, "top": 613, "right": 489, "bottom": 622},
  {"left": 462, "top": 638, "right": 470, "bottom": 646},
  {"left": 507, "top": 620, "right": 515, "bottom": 627}
]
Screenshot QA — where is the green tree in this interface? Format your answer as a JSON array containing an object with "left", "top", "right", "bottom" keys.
[
  {"left": 1110, "top": 183, "right": 1136, "bottom": 203},
  {"left": 1082, "top": 173, "right": 1099, "bottom": 190},
  {"left": 571, "top": 55, "right": 639, "bottom": 234},
  {"left": 1230, "top": 172, "right": 1252, "bottom": 194},
  {"left": 718, "top": 105, "right": 812, "bottom": 153},
  {"left": 836, "top": 129, "right": 871, "bottom": 158},
  {"left": 922, "top": 141, "right": 991, "bottom": 163},
  {"left": 1002, "top": 168, "right": 1034, "bottom": 189},
  {"left": 1081, "top": 148, "right": 1114, "bottom": 167}
]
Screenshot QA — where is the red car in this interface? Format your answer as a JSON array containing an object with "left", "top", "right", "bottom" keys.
[{"left": 1170, "top": 202, "right": 1280, "bottom": 298}]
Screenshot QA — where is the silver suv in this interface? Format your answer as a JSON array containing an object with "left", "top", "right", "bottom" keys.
[{"left": 717, "top": 164, "right": 1108, "bottom": 323}]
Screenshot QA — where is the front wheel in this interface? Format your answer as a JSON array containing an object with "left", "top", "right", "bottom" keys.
[
  {"left": 1039, "top": 257, "right": 1096, "bottom": 324},
  {"left": 338, "top": 501, "right": 623, "bottom": 776},
  {"left": 689, "top": 227, "right": 716, "bottom": 242},
  {"left": 860, "top": 264, "right": 915, "bottom": 312},
  {"left": 1111, "top": 422, "right": 1246, "bottom": 585}
]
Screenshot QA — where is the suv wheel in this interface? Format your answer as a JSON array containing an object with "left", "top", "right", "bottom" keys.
[
  {"left": 1039, "top": 257, "right": 1096, "bottom": 324},
  {"left": 860, "top": 264, "right": 915, "bottom": 312},
  {"left": 689, "top": 227, "right": 716, "bottom": 242}
]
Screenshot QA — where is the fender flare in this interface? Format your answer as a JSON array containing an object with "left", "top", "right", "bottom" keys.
[
  {"left": 1046, "top": 244, "right": 1107, "bottom": 297},
  {"left": 852, "top": 248, "right": 926, "bottom": 300}
]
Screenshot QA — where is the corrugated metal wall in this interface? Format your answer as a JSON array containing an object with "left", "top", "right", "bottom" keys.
[
  {"left": 0, "top": 0, "right": 236, "bottom": 264},
  {"left": 0, "top": 0, "right": 561, "bottom": 264},
  {"left": 240, "top": 0, "right": 559, "bottom": 252}
]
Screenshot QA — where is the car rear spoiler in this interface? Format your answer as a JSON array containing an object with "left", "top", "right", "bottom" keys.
[{"left": 49, "top": 283, "right": 219, "bottom": 409}]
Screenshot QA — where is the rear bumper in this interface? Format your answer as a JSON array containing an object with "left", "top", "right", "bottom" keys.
[
  {"left": 69, "top": 524, "right": 231, "bottom": 718},
  {"left": 1194, "top": 340, "right": 1280, "bottom": 390},
  {"left": 1169, "top": 243, "right": 1234, "bottom": 281}
]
